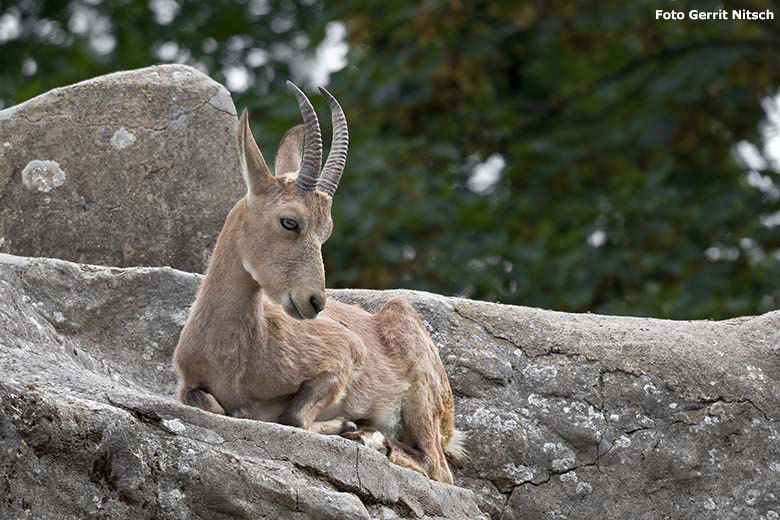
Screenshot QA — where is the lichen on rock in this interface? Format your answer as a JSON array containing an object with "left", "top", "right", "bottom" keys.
[
  {"left": 21, "top": 159, "right": 65, "bottom": 192},
  {"left": 110, "top": 127, "right": 136, "bottom": 150}
]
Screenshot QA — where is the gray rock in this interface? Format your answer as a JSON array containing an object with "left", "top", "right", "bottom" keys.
[
  {"left": 1, "top": 254, "right": 778, "bottom": 519},
  {"left": 0, "top": 254, "right": 486, "bottom": 520},
  {"left": 0, "top": 65, "right": 243, "bottom": 273},
  {"left": 333, "top": 289, "right": 780, "bottom": 520}
]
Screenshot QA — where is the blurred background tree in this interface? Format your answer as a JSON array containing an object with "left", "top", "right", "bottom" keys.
[{"left": 1, "top": 0, "right": 778, "bottom": 319}]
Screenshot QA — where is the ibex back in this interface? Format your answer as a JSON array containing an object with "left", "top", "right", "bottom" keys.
[{"left": 173, "top": 82, "right": 465, "bottom": 483}]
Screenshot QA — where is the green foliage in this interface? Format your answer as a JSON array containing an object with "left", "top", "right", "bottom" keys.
[{"left": 2, "top": 0, "right": 779, "bottom": 318}]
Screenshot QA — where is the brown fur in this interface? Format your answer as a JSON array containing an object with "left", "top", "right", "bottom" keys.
[{"left": 172, "top": 109, "right": 463, "bottom": 484}]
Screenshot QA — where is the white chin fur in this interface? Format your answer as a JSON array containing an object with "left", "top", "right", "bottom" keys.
[{"left": 241, "top": 259, "right": 261, "bottom": 284}]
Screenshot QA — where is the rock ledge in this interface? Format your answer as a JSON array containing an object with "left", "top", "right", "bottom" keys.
[{"left": 1, "top": 253, "right": 778, "bottom": 519}]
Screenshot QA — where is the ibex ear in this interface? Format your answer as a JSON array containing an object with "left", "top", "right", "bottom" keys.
[
  {"left": 238, "top": 108, "right": 274, "bottom": 196},
  {"left": 274, "top": 124, "right": 304, "bottom": 177}
]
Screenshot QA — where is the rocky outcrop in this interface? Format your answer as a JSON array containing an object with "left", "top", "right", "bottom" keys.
[
  {"left": 0, "top": 254, "right": 486, "bottom": 520},
  {"left": 1, "top": 253, "right": 778, "bottom": 519},
  {"left": 337, "top": 291, "right": 780, "bottom": 520},
  {"left": 0, "top": 65, "right": 243, "bottom": 273}
]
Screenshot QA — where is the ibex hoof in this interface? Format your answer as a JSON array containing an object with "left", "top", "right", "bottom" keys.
[{"left": 341, "top": 420, "right": 358, "bottom": 433}]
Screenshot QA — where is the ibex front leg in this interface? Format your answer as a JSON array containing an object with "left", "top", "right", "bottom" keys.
[
  {"left": 278, "top": 371, "right": 354, "bottom": 435},
  {"left": 181, "top": 388, "right": 226, "bottom": 415}
]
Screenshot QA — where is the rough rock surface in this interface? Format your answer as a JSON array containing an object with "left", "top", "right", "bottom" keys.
[
  {"left": 0, "top": 254, "right": 486, "bottom": 520},
  {"left": 0, "top": 65, "right": 243, "bottom": 272},
  {"left": 1, "top": 254, "right": 779, "bottom": 519}
]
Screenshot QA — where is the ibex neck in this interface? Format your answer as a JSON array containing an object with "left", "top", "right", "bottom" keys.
[{"left": 193, "top": 200, "right": 263, "bottom": 331}]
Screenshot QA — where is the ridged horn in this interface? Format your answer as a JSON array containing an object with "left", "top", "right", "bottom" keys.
[
  {"left": 317, "top": 86, "right": 349, "bottom": 196},
  {"left": 286, "top": 80, "right": 322, "bottom": 191}
]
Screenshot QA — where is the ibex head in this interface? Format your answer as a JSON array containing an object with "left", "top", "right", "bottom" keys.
[{"left": 236, "top": 81, "right": 348, "bottom": 320}]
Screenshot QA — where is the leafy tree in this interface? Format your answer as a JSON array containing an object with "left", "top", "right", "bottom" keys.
[{"left": 1, "top": 0, "right": 778, "bottom": 318}]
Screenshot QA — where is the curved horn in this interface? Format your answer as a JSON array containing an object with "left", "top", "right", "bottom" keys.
[
  {"left": 286, "top": 81, "right": 322, "bottom": 191},
  {"left": 317, "top": 86, "right": 349, "bottom": 196}
]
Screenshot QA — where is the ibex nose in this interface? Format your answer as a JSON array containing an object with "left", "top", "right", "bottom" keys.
[{"left": 309, "top": 294, "right": 325, "bottom": 315}]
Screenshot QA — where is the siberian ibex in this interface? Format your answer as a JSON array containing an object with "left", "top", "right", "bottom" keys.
[{"left": 173, "top": 82, "right": 465, "bottom": 483}]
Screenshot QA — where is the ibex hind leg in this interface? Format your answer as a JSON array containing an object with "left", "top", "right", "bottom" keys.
[
  {"left": 401, "top": 385, "right": 454, "bottom": 484},
  {"left": 374, "top": 297, "right": 456, "bottom": 484},
  {"left": 182, "top": 388, "right": 226, "bottom": 415},
  {"left": 341, "top": 428, "right": 431, "bottom": 479}
]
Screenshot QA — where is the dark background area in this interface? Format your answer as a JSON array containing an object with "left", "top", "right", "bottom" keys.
[{"left": 1, "top": 0, "right": 778, "bottom": 319}]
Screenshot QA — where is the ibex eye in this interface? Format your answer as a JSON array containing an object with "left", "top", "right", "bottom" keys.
[{"left": 280, "top": 218, "right": 299, "bottom": 231}]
